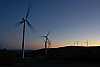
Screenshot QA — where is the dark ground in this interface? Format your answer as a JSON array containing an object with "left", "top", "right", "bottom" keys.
[{"left": 0, "top": 46, "right": 100, "bottom": 67}]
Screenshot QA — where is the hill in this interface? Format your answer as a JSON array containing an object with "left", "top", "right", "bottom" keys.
[
  {"left": 33, "top": 46, "right": 100, "bottom": 63},
  {"left": 0, "top": 46, "right": 100, "bottom": 65}
]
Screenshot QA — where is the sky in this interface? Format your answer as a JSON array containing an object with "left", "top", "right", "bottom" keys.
[{"left": 0, "top": 0, "right": 100, "bottom": 49}]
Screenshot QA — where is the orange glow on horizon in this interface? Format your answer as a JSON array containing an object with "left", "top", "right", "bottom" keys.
[{"left": 31, "top": 40, "right": 100, "bottom": 49}]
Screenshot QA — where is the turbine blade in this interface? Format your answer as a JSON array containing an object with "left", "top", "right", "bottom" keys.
[
  {"left": 41, "top": 36, "right": 45, "bottom": 37},
  {"left": 16, "top": 20, "right": 24, "bottom": 27},
  {"left": 25, "top": 6, "right": 30, "bottom": 19},
  {"left": 25, "top": 0, "right": 32, "bottom": 19},
  {"left": 41, "top": 36, "right": 46, "bottom": 42},
  {"left": 26, "top": 20, "right": 32, "bottom": 28},
  {"left": 46, "top": 32, "right": 50, "bottom": 36},
  {"left": 41, "top": 35, "right": 47, "bottom": 39},
  {"left": 48, "top": 39, "right": 51, "bottom": 48},
  {"left": 26, "top": 20, "right": 36, "bottom": 32}
]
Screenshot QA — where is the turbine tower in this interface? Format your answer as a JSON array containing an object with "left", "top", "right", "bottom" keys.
[
  {"left": 73, "top": 41, "right": 76, "bottom": 46},
  {"left": 17, "top": 5, "right": 33, "bottom": 59},
  {"left": 41, "top": 32, "right": 50, "bottom": 55},
  {"left": 84, "top": 40, "right": 89, "bottom": 46},
  {"left": 76, "top": 41, "right": 79, "bottom": 46}
]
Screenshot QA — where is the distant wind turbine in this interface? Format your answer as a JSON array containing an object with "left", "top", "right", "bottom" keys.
[
  {"left": 16, "top": 5, "right": 33, "bottom": 59},
  {"left": 73, "top": 41, "right": 76, "bottom": 46},
  {"left": 41, "top": 32, "right": 51, "bottom": 55},
  {"left": 76, "top": 41, "right": 80, "bottom": 46},
  {"left": 84, "top": 40, "right": 89, "bottom": 46}
]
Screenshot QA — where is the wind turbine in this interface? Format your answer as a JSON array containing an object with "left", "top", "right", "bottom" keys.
[
  {"left": 76, "top": 41, "right": 80, "bottom": 46},
  {"left": 41, "top": 32, "right": 51, "bottom": 55},
  {"left": 73, "top": 41, "right": 76, "bottom": 46},
  {"left": 84, "top": 40, "right": 89, "bottom": 46},
  {"left": 17, "top": 5, "right": 33, "bottom": 59}
]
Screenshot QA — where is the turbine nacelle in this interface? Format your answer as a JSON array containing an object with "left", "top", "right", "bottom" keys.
[{"left": 20, "top": 18, "right": 25, "bottom": 23}]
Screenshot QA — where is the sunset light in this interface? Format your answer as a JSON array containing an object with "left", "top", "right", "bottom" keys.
[{"left": 0, "top": 0, "right": 100, "bottom": 49}]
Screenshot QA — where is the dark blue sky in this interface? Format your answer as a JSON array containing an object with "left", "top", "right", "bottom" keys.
[{"left": 0, "top": 0, "right": 100, "bottom": 49}]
